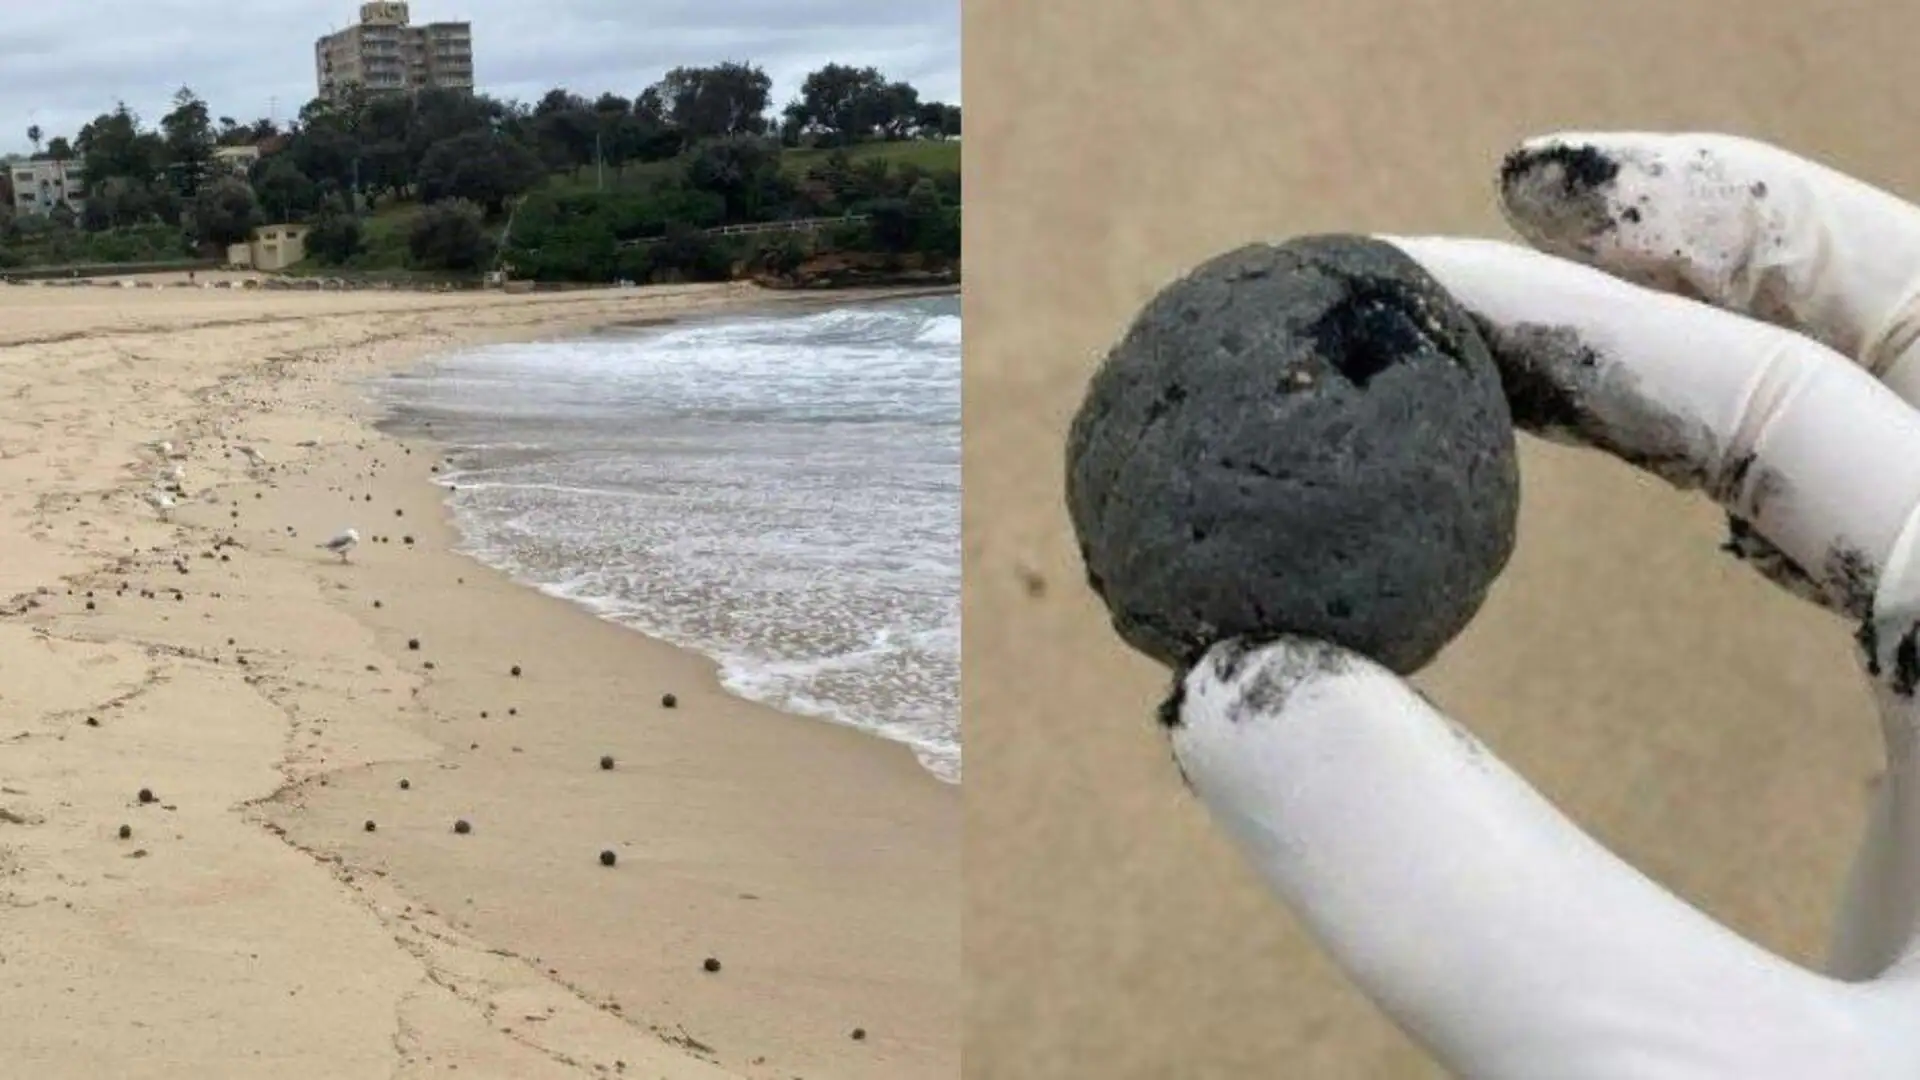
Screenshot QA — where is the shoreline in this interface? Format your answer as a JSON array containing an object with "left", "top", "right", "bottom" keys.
[
  {"left": 374, "top": 284, "right": 960, "bottom": 783},
  {"left": 406, "top": 505, "right": 963, "bottom": 785},
  {"left": 0, "top": 281, "right": 957, "bottom": 1079}
]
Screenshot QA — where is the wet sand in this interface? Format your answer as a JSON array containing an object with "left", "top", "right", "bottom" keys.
[
  {"left": 0, "top": 280, "right": 956, "bottom": 1079},
  {"left": 964, "top": 1, "right": 1920, "bottom": 1076}
]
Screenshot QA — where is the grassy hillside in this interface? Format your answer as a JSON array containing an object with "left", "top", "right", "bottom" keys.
[
  {"left": 340, "top": 139, "right": 959, "bottom": 273},
  {"left": 780, "top": 139, "right": 960, "bottom": 175},
  {"left": 37, "top": 140, "right": 961, "bottom": 279},
  {"left": 546, "top": 138, "right": 960, "bottom": 198}
]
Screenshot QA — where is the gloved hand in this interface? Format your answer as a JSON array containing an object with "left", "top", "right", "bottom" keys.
[{"left": 1163, "top": 133, "right": 1920, "bottom": 1078}]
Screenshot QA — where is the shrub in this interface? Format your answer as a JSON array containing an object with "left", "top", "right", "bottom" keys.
[
  {"left": 306, "top": 213, "right": 364, "bottom": 265},
  {"left": 827, "top": 219, "right": 872, "bottom": 250},
  {"left": 640, "top": 223, "right": 731, "bottom": 283},
  {"left": 407, "top": 199, "right": 491, "bottom": 272},
  {"left": 750, "top": 232, "right": 811, "bottom": 277}
]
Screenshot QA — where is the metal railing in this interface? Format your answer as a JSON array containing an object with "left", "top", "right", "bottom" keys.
[{"left": 609, "top": 214, "right": 870, "bottom": 249}]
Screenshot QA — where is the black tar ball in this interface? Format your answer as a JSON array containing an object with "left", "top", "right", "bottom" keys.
[
  {"left": 453, "top": 819, "right": 472, "bottom": 834},
  {"left": 137, "top": 788, "right": 155, "bottom": 804},
  {"left": 1065, "top": 235, "right": 1520, "bottom": 674},
  {"left": 600, "top": 755, "right": 615, "bottom": 770},
  {"left": 600, "top": 849, "right": 617, "bottom": 866},
  {"left": 702, "top": 957, "right": 722, "bottom": 973},
  {"left": 117, "top": 824, "right": 132, "bottom": 839},
  {"left": 661, "top": 693, "right": 677, "bottom": 709}
]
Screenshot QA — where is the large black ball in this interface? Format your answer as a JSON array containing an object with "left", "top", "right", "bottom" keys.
[{"left": 1065, "top": 234, "right": 1519, "bottom": 674}]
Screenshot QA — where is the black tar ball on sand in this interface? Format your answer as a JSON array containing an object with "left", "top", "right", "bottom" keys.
[{"left": 1065, "top": 234, "right": 1520, "bottom": 675}]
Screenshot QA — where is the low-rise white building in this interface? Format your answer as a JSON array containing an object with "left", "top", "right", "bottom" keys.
[
  {"left": 8, "top": 158, "right": 85, "bottom": 217},
  {"left": 214, "top": 145, "right": 262, "bottom": 175}
]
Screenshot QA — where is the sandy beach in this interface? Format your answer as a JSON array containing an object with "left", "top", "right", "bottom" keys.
[
  {"left": 0, "top": 278, "right": 957, "bottom": 1079},
  {"left": 965, "top": 1, "right": 1920, "bottom": 1076}
]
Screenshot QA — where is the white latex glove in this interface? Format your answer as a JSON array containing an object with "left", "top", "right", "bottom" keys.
[{"left": 1162, "top": 134, "right": 1920, "bottom": 1078}]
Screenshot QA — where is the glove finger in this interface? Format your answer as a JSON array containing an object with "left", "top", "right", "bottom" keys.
[
  {"left": 1496, "top": 132, "right": 1920, "bottom": 405},
  {"left": 1387, "top": 235, "right": 1920, "bottom": 622},
  {"left": 1167, "top": 636, "right": 1879, "bottom": 1078}
]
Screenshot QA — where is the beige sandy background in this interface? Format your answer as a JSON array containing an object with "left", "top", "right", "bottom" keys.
[
  {"left": 962, "top": 2, "right": 1920, "bottom": 1076},
  {"left": 0, "top": 281, "right": 957, "bottom": 1079}
]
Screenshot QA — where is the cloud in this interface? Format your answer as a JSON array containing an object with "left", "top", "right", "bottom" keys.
[{"left": 4, "top": 0, "right": 957, "bottom": 151}]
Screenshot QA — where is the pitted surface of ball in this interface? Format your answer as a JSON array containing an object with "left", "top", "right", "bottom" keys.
[{"left": 1065, "top": 234, "right": 1520, "bottom": 673}]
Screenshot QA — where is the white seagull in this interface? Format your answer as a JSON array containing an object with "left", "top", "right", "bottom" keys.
[
  {"left": 318, "top": 527, "right": 360, "bottom": 563},
  {"left": 145, "top": 490, "right": 175, "bottom": 520}
]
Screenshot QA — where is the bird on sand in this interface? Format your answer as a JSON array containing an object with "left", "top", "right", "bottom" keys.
[
  {"left": 145, "top": 490, "right": 175, "bottom": 520},
  {"left": 234, "top": 445, "right": 266, "bottom": 470},
  {"left": 318, "top": 528, "right": 360, "bottom": 562}
]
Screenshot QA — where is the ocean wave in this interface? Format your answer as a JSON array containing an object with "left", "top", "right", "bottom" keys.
[{"left": 380, "top": 294, "right": 961, "bottom": 783}]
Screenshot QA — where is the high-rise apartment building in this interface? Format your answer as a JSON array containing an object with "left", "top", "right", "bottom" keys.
[{"left": 315, "top": 2, "right": 474, "bottom": 101}]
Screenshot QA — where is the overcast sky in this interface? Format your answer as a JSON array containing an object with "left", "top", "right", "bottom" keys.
[{"left": 0, "top": 0, "right": 959, "bottom": 154}]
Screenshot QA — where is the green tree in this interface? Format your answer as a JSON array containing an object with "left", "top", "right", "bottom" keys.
[
  {"left": 299, "top": 85, "right": 370, "bottom": 137},
  {"left": 26, "top": 124, "right": 40, "bottom": 155},
  {"left": 159, "top": 88, "right": 218, "bottom": 199},
  {"left": 648, "top": 62, "right": 772, "bottom": 140},
  {"left": 406, "top": 87, "right": 501, "bottom": 151},
  {"left": 253, "top": 157, "right": 319, "bottom": 223},
  {"left": 192, "top": 177, "right": 260, "bottom": 247},
  {"left": 682, "top": 136, "right": 790, "bottom": 222},
  {"left": 416, "top": 131, "right": 544, "bottom": 215},
  {"left": 785, "top": 64, "right": 916, "bottom": 144},
  {"left": 529, "top": 89, "right": 598, "bottom": 172},
  {"left": 916, "top": 102, "right": 962, "bottom": 139},
  {"left": 873, "top": 81, "right": 922, "bottom": 140},
  {"left": 407, "top": 199, "right": 491, "bottom": 271},
  {"left": 361, "top": 93, "right": 420, "bottom": 199},
  {"left": 633, "top": 86, "right": 667, "bottom": 126},
  {"left": 285, "top": 126, "right": 360, "bottom": 195},
  {"left": 77, "top": 104, "right": 163, "bottom": 186},
  {"left": 44, "top": 136, "right": 73, "bottom": 161},
  {"left": 81, "top": 175, "right": 147, "bottom": 231}
]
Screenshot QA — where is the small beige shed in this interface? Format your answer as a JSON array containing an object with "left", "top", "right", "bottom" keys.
[{"left": 226, "top": 223, "right": 311, "bottom": 271}]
